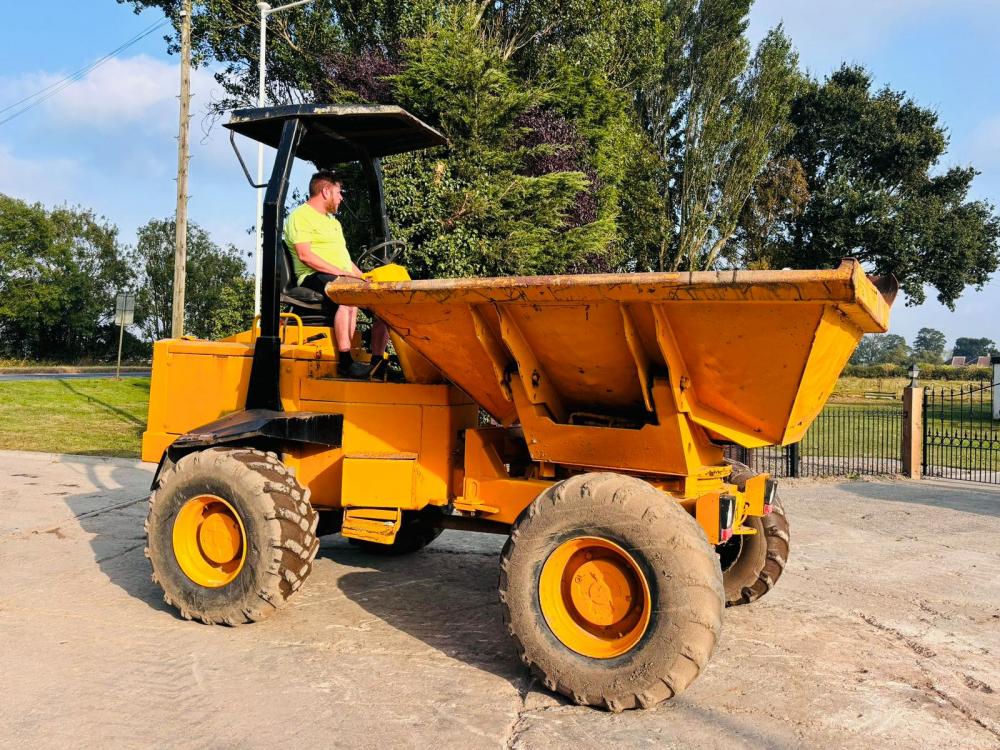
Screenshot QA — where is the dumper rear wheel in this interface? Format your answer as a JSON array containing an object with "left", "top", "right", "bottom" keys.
[
  {"left": 145, "top": 447, "right": 319, "bottom": 625},
  {"left": 499, "top": 473, "right": 724, "bottom": 711},
  {"left": 720, "top": 461, "right": 789, "bottom": 606}
]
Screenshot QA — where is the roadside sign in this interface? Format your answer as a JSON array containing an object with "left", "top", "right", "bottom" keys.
[
  {"left": 115, "top": 293, "right": 136, "bottom": 326},
  {"left": 114, "top": 292, "right": 137, "bottom": 380}
]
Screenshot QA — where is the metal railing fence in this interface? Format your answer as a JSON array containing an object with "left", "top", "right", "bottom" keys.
[{"left": 726, "top": 403, "right": 903, "bottom": 479}]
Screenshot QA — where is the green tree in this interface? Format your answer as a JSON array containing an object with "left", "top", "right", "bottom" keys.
[
  {"left": 674, "top": 21, "right": 799, "bottom": 270},
  {"left": 952, "top": 337, "right": 998, "bottom": 360},
  {"left": 765, "top": 66, "right": 1000, "bottom": 307},
  {"left": 121, "top": 1, "right": 621, "bottom": 279},
  {"left": 849, "top": 333, "right": 909, "bottom": 365},
  {"left": 131, "top": 218, "right": 252, "bottom": 341},
  {"left": 384, "top": 5, "right": 616, "bottom": 278},
  {"left": 911, "top": 327, "right": 947, "bottom": 364},
  {"left": 0, "top": 194, "right": 132, "bottom": 360},
  {"left": 734, "top": 156, "right": 809, "bottom": 268},
  {"left": 632, "top": 1, "right": 800, "bottom": 271}
]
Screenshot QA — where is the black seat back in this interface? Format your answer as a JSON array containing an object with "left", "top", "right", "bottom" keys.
[
  {"left": 279, "top": 240, "right": 333, "bottom": 323},
  {"left": 280, "top": 240, "right": 295, "bottom": 293}
]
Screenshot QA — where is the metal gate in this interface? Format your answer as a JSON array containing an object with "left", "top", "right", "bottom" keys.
[{"left": 923, "top": 378, "right": 1000, "bottom": 484}]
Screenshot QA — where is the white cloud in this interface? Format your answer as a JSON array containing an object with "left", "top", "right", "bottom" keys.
[
  {"left": 0, "top": 52, "right": 256, "bottom": 253},
  {"left": 51, "top": 55, "right": 179, "bottom": 123},
  {"left": 0, "top": 54, "right": 221, "bottom": 132},
  {"left": 0, "top": 144, "right": 81, "bottom": 203}
]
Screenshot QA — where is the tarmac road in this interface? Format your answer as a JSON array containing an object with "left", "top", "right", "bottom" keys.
[{"left": 0, "top": 450, "right": 998, "bottom": 749}]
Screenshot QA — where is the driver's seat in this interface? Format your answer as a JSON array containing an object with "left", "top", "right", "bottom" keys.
[{"left": 280, "top": 243, "right": 334, "bottom": 325}]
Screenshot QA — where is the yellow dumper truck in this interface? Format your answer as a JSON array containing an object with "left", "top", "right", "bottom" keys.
[{"left": 142, "top": 105, "right": 895, "bottom": 710}]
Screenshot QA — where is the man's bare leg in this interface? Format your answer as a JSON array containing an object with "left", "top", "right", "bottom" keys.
[
  {"left": 371, "top": 319, "right": 390, "bottom": 357},
  {"left": 348, "top": 306, "right": 358, "bottom": 342},
  {"left": 334, "top": 305, "right": 371, "bottom": 378},
  {"left": 334, "top": 305, "right": 354, "bottom": 353}
]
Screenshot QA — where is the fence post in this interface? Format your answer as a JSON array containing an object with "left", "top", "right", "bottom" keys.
[
  {"left": 788, "top": 442, "right": 801, "bottom": 478},
  {"left": 901, "top": 364, "right": 923, "bottom": 479},
  {"left": 992, "top": 356, "right": 999, "bottom": 421},
  {"left": 737, "top": 446, "right": 751, "bottom": 468}
]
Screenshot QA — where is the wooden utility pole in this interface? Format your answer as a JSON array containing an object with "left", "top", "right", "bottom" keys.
[{"left": 171, "top": 0, "right": 192, "bottom": 338}]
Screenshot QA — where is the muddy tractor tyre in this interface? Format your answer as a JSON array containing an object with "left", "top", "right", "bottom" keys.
[
  {"left": 499, "top": 473, "right": 724, "bottom": 712},
  {"left": 145, "top": 447, "right": 319, "bottom": 625},
  {"left": 349, "top": 505, "right": 444, "bottom": 556},
  {"left": 720, "top": 460, "right": 790, "bottom": 607}
]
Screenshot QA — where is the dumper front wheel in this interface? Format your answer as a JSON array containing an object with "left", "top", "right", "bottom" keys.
[
  {"left": 499, "top": 473, "right": 724, "bottom": 711},
  {"left": 146, "top": 447, "right": 319, "bottom": 625}
]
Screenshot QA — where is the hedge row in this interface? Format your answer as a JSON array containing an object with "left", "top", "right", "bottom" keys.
[{"left": 843, "top": 364, "right": 993, "bottom": 380}]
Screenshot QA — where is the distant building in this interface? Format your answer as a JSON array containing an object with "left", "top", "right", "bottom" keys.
[
  {"left": 948, "top": 356, "right": 967, "bottom": 366},
  {"left": 973, "top": 356, "right": 992, "bottom": 367}
]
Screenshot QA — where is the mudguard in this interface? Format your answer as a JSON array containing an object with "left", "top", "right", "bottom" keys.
[{"left": 151, "top": 409, "right": 343, "bottom": 488}]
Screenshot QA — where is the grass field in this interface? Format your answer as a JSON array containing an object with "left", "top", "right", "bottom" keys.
[
  {"left": 832, "top": 376, "right": 987, "bottom": 402},
  {"left": 0, "top": 378, "right": 150, "bottom": 458}
]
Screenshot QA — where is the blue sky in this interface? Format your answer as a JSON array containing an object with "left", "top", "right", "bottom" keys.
[{"left": 1, "top": 1, "right": 998, "bottom": 348}]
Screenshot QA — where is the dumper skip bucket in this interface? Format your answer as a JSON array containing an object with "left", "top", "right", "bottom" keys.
[{"left": 329, "top": 259, "right": 895, "bottom": 448}]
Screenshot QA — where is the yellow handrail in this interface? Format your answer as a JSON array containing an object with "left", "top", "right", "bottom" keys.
[
  {"left": 249, "top": 313, "right": 305, "bottom": 346},
  {"left": 279, "top": 313, "right": 304, "bottom": 346}
]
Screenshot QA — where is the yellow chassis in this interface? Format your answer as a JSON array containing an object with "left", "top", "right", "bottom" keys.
[{"left": 143, "top": 321, "right": 768, "bottom": 547}]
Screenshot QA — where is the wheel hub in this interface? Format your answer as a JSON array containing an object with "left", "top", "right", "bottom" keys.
[
  {"left": 569, "top": 558, "right": 634, "bottom": 626},
  {"left": 198, "top": 509, "right": 242, "bottom": 564},
  {"left": 539, "top": 537, "right": 651, "bottom": 659},
  {"left": 173, "top": 495, "right": 247, "bottom": 588}
]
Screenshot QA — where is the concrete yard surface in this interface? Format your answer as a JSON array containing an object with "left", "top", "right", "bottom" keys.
[{"left": 0, "top": 449, "right": 998, "bottom": 749}]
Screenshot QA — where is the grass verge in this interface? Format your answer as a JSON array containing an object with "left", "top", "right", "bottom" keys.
[{"left": 0, "top": 378, "right": 150, "bottom": 458}]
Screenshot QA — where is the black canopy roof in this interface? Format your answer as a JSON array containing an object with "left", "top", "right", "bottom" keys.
[{"left": 224, "top": 104, "right": 447, "bottom": 164}]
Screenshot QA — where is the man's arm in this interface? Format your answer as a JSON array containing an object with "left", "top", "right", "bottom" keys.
[{"left": 294, "top": 242, "right": 364, "bottom": 279}]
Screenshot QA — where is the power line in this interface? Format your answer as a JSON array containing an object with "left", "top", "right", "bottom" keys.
[
  {"left": 0, "top": 17, "right": 169, "bottom": 117},
  {"left": 0, "top": 17, "right": 171, "bottom": 127}
]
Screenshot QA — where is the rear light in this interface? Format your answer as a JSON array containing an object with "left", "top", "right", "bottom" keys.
[
  {"left": 719, "top": 494, "right": 736, "bottom": 542},
  {"left": 763, "top": 479, "right": 777, "bottom": 514}
]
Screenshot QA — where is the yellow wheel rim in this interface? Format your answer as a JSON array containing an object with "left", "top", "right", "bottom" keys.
[
  {"left": 539, "top": 536, "right": 651, "bottom": 659},
  {"left": 172, "top": 495, "right": 247, "bottom": 588}
]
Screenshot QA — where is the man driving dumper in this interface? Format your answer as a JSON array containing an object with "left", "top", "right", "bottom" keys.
[{"left": 283, "top": 169, "right": 390, "bottom": 378}]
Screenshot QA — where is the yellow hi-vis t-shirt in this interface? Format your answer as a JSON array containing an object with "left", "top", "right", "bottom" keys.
[{"left": 283, "top": 204, "right": 353, "bottom": 285}]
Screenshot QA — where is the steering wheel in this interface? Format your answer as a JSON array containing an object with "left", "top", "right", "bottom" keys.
[{"left": 358, "top": 239, "right": 407, "bottom": 269}]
